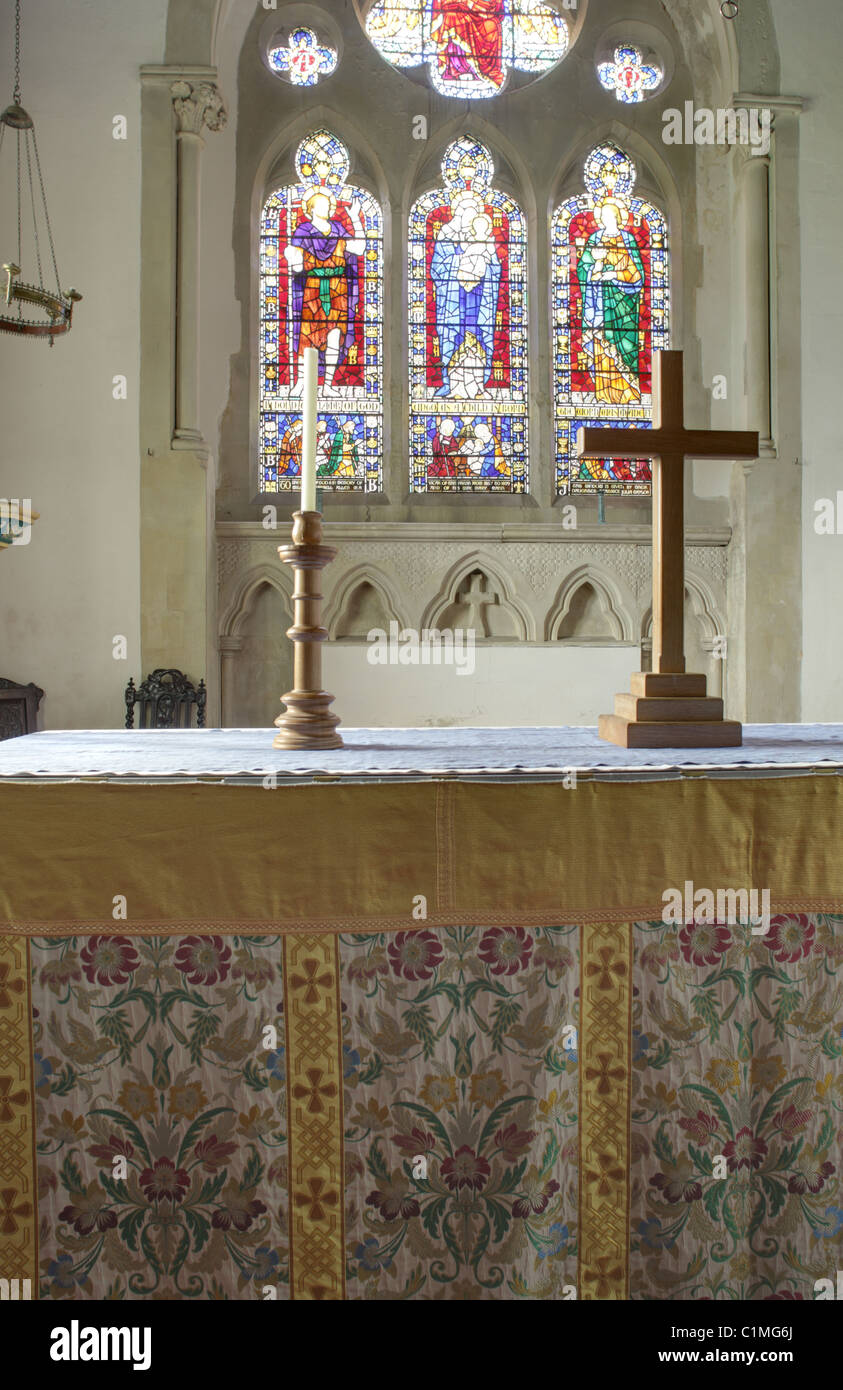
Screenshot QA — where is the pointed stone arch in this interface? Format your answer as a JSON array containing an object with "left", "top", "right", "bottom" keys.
[
  {"left": 219, "top": 563, "right": 293, "bottom": 640},
  {"left": 546, "top": 566, "right": 634, "bottom": 642},
  {"left": 256, "top": 103, "right": 390, "bottom": 215},
  {"left": 640, "top": 571, "right": 723, "bottom": 646},
  {"left": 641, "top": 572, "right": 726, "bottom": 697},
  {"left": 549, "top": 118, "right": 681, "bottom": 223},
  {"left": 165, "top": 0, "right": 222, "bottom": 66},
  {"left": 403, "top": 111, "right": 536, "bottom": 224},
  {"left": 217, "top": 564, "right": 294, "bottom": 727},
  {"left": 324, "top": 565, "right": 408, "bottom": 639},
  {"left": 421, "top": 552, "right": 534, "bottom": 640}
]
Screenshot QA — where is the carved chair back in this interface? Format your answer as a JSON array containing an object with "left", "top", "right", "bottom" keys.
[
  {"left": 0, "top": 677, "right": 44, "bottom": 740},
  {"left": 124, "top": 669, "right": 207, "bottom": 729}
]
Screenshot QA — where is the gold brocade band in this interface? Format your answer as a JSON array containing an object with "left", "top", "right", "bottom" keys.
[
  {"left": 578, "top": 924, "right": 632, "bottom": 1301},
  {"left": 435, "top": 781, "right": 456, "bottom": 914},
  {"left": 1, "top": 777, "right": 841, "bottom": 934},
  {"left": 284, "top": 935, "right": 345, "bottom": 1300},
  {"left": 0, "top": 937, "right": 37, "bottom": 1295}
]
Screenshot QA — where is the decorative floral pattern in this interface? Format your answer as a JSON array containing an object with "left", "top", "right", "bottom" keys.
[
  {"left": 25, "top": 915, "right": 841, "bottom": 1300},
  {"left": 339, "top": 926, "right": 579, "bottom": 1298},
  {"left": 630, "top": 914, "right": 843, "bottom": 1299},
  {"left": 31, "top": 936, "right": 288, "bottom": 1299}
]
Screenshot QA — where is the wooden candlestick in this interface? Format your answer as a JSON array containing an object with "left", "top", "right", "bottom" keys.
[{"left": 273, "top": 510, "right": 343, "bottom": 750}]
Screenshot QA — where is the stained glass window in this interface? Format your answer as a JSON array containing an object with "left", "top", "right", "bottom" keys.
[
  {"left": 551, "top": 142, "right": 670, "bottom": 495},
  {"left": 268, "top": 29, "right": 338, "bottom": 87},
  {"left": 365, "top": 0, "right": 569, "bottom": 99},
  {"left": 596, "top": 45, "right": 662, "bottom": 103},
  {"left": 259, "top": 131, "right": 383, "bottom": 494},
  {"left": 409, "top": 137, "right": 528, "bottom": 493}
]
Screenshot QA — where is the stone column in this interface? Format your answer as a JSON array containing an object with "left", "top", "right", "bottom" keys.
[
  {"left": 219, "top": 635, "right": 244, "bottom": 726},
  {"left": 138, "top": 67, "right": 226, "bottom": 712},
  {"left": 739, "top": 146, "right": 774, "bottom": 456},
  {"left": 170, "top": 80, "right": 226, "bottom": 449},
  {"left": 727, "top": 96, "right": 804, "bottom": 723}
]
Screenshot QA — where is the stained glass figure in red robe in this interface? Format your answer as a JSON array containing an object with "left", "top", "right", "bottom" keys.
[
  {"left": 365, "top": 1, "right": 569, "bottom": 99},
  {"left": 430, "top": 0, "right": 506, "bottom": 92}
]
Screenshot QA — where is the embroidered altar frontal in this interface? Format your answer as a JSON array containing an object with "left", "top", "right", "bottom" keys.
[
  {"left": 1, "top": 731, "right": 843, "bottom": 1299},
  {"left": 3, "top": 919, "right": 843, "bottom": 1301}
]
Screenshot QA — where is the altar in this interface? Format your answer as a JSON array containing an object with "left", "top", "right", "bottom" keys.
[{"left": 1, "top": 725, "right": 842, "bottom": 1302}]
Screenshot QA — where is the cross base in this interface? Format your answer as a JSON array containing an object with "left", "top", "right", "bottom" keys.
[{"left": 598, "top": 672, "right": 742, "bottom": 749}]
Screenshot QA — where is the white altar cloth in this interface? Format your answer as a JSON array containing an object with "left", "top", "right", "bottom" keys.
[{"left": 1, "top": 724, "right": 842, "bottom": 783}]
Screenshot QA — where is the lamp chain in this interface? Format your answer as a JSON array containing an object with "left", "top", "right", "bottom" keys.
[
  {"left": 14, "top": 0, "right": 21, "bottom": 106},
  {"left": 33, "top": 131, "right": 62, "bottom": 291},
  {"left": 0, "top": 0, "right": 79, "bottom": 336},
  {"left": 16, "top": 126, "right": 22, "bottom": 267}
]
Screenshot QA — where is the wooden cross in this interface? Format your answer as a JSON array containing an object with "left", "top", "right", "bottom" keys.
[{"left": 575, "top": 350, "right": 760, "bottom": 746}]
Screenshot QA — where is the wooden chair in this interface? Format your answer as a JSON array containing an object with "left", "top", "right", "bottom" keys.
[
  {"left": 124, "top": 669, "right": 207, "bottom": 729},
  {"left": 0, "top": 677, "right": 44, "bottom": 740}
]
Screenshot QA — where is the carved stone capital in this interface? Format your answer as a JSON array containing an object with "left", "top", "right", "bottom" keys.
[
  {"left": 736, "top": 145, "right": 771, "bottom": 177},
  {"left": 170, "top": 80, "right": 227, "bottom": 136}
]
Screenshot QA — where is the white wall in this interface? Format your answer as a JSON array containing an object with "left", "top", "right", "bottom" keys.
[
  {"left": 771, "top": 0, "right": 843, "bottom": 720},
  {"left": 0, "top": 0, "right": 167, "bottom": 727},
  {"left": 325, "top": 644, "right": 639, "bottom": 727}
]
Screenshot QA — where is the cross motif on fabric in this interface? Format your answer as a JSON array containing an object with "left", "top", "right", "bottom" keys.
[
  {"left": 292, "top": 1067, "right": 338, "bottom": 1116},
  {"left": 0, "top": 1075, "right": 28, "bottom": 1122},
  {"left": 0, "top": 963, "right": 25, "bottom": 1009},
  {"left": 0, "top": 1185, "right": 32, "bottom": 1234},
  {"left": 290, "top": 957, "right": 334, "bottom": 1004}
]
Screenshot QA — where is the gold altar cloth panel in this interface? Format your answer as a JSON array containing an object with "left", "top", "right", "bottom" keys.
[{"left": 1, "top": 775, "right": 840, "bottom": 934}]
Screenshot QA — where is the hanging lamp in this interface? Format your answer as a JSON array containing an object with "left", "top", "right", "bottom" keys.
[{"left": 0, "top": 0, "right": 81, "bottom": 341}]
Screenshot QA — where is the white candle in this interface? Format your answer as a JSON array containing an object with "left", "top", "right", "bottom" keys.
[{"left": 300, "top": 346, "right": 318, "bottom": 513}]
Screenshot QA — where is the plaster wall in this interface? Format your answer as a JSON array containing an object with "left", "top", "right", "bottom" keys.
[
  {"left": 770, "top": 0, "right": 843, "bottom": 721},
  {"left": 0, "top": 0, "right": 168, "bottom": 728},
  {"left": 324, "top": 643, "right": 639, "bottom": 729}
]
